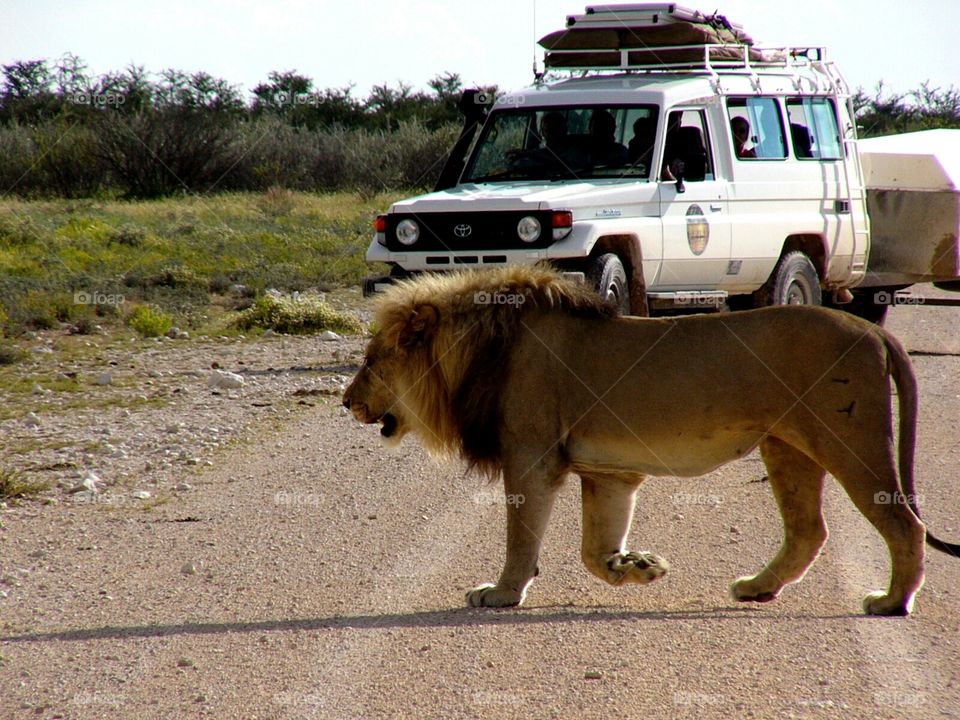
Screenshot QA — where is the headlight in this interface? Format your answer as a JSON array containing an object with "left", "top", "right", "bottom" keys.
[
  {"left": 396, "top": 219, "right": 420, "bottom": 246},
  {"left": 517, "top": 216, "right": 541, "bottom": 243}
]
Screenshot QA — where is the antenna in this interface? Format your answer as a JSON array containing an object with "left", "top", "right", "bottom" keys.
[{"left": 532, "top": 0, "right": 542, "bottom": 82}]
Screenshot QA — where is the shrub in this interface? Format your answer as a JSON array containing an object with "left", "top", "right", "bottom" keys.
[
  {"left": 0, "top": 344, "right": 26, "bottom": 365},
  {"left": 0, "top": 467, "right": 52, "bottom": 500},
  {"left": 111, "top": 223, "right": 146, "bottom": 247},
  {"left": 127, "top": 304, "right": 174, "bottom": 337},
  {"left": 233, "top": 293, "right": 361, "bottom": 335},
  {"left": 31, "top": 122, "right": 104, "bottom": 197},
  {"left": 256, "top": 185, "right": 298, "bottom": 216},
  {"left": 0, "top": 124, "right": 38, "bottom": 196}
]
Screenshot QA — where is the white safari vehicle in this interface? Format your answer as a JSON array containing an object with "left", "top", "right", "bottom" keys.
[{"left": 365, "top": 3, "right": 960, "bottom": 320}]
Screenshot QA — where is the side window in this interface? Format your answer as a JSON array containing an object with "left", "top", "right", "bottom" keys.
[
  {"left": 786, "top": 98, "right": 842, "bottom": 160},
  {"left": 726, "top": 98, "right": 786, "bottom": 160},
  {"left": 624, "top": 106, "right": 658, "bottom": 178},
  {"left": 661, "top": 109, "right": 714, "bottom": 182}
]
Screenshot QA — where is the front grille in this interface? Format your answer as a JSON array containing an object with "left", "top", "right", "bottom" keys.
[{"left": 384, "top": 211, "right": 556, "bottom": 251}]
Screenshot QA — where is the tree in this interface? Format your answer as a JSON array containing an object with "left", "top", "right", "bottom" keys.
[
  {"left": 854, "top": 81, "right": 960, "bottom": 137},
  {"left": 0, "top": 59, "right": 59, "bottom": 123}
]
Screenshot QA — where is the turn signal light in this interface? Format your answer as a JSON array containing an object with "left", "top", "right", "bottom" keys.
[{"left": 552, "top": 210, "right": 573, "bottom": 240}]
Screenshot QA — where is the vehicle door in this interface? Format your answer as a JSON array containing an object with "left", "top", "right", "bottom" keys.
[{"left": 656, "top": 108, "right": 731, "bottom": 290}]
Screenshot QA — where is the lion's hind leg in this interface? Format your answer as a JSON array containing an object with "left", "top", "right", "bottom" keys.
[
  {"left": 580, "top": 473, "right": 669, "bottom": 587},
  {"left": 732, "top": 437, "right": 828, "bottom": 604},
  {"left": 825, "top": 456, "right": 926, "bottom": 616}
]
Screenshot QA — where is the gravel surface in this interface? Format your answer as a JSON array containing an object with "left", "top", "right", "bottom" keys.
[{"left": 1, "top": 288, "right": 958, "bottom": 719}]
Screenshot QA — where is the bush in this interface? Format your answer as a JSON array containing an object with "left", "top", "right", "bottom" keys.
[
  {"left": 127, "top": 304, "right": 174, "bottom": 337},
  {"left": 0, "top": 467, "right": 52, "bottom": 500},
  {"left": 96, "top": 107, "right": 243, "bottom": 197},
  {"left": 233, "top": 293, "right": 361, "bottom": 335},
  {"left": 0, "top": 344, "right": 26, "bottom": 365},
  {"left": 31, "top": 122, "right": 104, "bottom": 197},
  {"left": 0, "top": 124, "right": 38, "bottom": 195},
  {"left": 256, "top": 185, "right": 298, "bottom": 216}
]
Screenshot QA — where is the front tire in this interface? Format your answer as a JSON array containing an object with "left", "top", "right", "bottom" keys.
[
  {"left": 761, "top": 251, "right": 822, "bottom": 306},
  {"left": 588, "top": 253, "right": 631, "bottom": 315}
]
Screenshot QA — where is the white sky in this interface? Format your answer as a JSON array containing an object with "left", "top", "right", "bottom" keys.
[{"left": 1, "top": 0, "right": 957, "bottom": 101}]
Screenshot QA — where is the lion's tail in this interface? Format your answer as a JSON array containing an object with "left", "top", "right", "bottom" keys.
[{"left": 886, "top": 333, "right": 960, "bottom": 558}]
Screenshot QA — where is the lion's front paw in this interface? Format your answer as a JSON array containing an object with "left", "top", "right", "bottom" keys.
[
  {"left": 606, "top": 551, "right": 669, "bottom": 585},
  {"left": 465, "top": 583, "right": 526, "bottom": 608}
]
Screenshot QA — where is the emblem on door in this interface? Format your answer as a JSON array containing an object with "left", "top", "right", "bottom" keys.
[{"left": 685, "top": 204, "right": 709, "bottom": 255}]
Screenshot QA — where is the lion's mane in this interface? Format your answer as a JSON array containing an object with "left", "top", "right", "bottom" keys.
[{"left": 373, "top": 266, "right": 615, "bottom": 478}]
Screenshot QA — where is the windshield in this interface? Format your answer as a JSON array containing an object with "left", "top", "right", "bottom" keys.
[{"left": 462, "top": 105, "right": 659, "bottom": 183}]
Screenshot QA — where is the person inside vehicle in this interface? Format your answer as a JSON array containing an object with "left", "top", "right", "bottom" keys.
[
  {"left": 506, "top": 111, "right": 572, "bottom": 173},
  {"left": 627, "top": 115, "right": 657, "bottom": 174},
  {"left": 588, "top": 109, "right": 628, "bottom": 166},
  {"left": 731, "top": 116, "right": 757, "bottom": 158},
  {"left": 538, "top": 111, "right": 570, "bottom": 156}
]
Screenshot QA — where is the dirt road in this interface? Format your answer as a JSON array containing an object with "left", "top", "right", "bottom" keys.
[{"left": 2, "top": 296, "right": 959, "bottom": 719}]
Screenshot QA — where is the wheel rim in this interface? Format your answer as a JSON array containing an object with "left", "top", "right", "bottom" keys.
[
  {"left": 785, "top": 277, "right": 813, "bottom": 304},
  {"left": 605, "top": 281, "right": 628, "bottom": 312}
]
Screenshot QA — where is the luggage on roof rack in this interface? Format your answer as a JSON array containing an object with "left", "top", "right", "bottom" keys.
[{"left": 539, "top": 3, "right": 771, "bottom": 71}]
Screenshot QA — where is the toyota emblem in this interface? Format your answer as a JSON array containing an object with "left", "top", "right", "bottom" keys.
[{"left": 453, "top": 224, "right": 472, "bottom": 238}]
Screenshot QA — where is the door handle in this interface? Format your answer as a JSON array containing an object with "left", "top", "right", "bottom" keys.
[{"left": 709, "top": 203, "right": 723, "bottom": 212}]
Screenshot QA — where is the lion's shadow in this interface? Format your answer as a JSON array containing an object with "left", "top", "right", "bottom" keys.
[{"left": 0, "top": 605, "right": 866, "bottom": 644}]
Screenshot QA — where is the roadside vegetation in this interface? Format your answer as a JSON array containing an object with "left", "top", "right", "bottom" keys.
[{"left": 0, "top": 190, "right": 399, "bottom": 339}]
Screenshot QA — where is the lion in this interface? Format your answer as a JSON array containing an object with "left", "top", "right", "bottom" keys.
[{"left": 342, "top": 266, "right": 959, "bottom": 616}]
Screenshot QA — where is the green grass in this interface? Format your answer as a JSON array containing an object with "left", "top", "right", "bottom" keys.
[{"left": 0, "top": 190, "right": 399, "bottom": 336}]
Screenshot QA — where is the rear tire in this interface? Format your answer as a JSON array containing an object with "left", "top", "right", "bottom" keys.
[
  {"left": 588, "top": 253, "right": 630, "bottom": 315},
  {"left": 761, "top": 251, "right": 822, "bottom": 306}
]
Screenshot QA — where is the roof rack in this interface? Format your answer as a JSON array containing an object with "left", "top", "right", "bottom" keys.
[{"left": 543, "top": 43, "right": 829, "bottom": 76}]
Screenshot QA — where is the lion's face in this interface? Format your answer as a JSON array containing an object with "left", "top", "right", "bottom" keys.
[{"left": 342, "top": 335, "right": 412, "bottom": 447}]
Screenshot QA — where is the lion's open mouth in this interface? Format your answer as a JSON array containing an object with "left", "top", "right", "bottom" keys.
[{"left": 380, "top": 413, "right": 398, "bottom": 438}]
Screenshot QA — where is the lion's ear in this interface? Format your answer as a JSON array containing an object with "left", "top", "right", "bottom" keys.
[{"left": 399, "top": 304, "right": 439, "bottom": 348}]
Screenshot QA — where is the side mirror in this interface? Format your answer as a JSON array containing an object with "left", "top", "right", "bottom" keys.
[{"left": 671, "top": 158, "right": 686, "bottom": 194}]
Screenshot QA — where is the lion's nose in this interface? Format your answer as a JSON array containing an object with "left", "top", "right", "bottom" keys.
[{"left": 342, "top": 397, "right": 351, "bottom": 409}]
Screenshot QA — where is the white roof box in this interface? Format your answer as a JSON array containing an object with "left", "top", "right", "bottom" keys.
[
  {"left": 859, "top": 129, "right": 960, "bottom": 192},
  {"left": 567, "top": 4, "right": 741, "bottom": 29}
]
